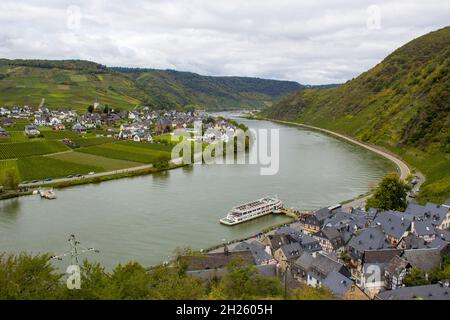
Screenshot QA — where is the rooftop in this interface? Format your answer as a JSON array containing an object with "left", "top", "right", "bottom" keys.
[{"left": 377, "top": 282, "right": 450, "bottom": 300}]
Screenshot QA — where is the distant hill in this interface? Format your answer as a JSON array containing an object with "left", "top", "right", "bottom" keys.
[
  {"left": 110, "top": 67, "right": 303, "bottom": 110},
  {"left": 0, "top": 59, "right": 302, "bottom": 111},
  {"left": 264, "top": 26, "right": 450, "bottom": 204}
]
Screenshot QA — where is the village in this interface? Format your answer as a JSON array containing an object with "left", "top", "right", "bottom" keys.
[
  {"left": 0, "top": 104, "right": 241, "bottom": 144},
  {"left": 1, "top": 105, "right": 450, "bottom": 301},
  {"left": 183, "top": 199, "right": 450, "bottom": 300}
]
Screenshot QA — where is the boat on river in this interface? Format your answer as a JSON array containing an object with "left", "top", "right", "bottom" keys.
[
  {"left": 39, "top": 189, "right": 56, "bottom": 200},
  {"left": 220, "top": 197, "right": 283, "bottom": 226}
]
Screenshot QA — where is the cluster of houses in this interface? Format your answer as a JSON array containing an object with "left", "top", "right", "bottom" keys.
[
  {"left": 0, "top": 105, "right": 241, "bottom": 144},
  {"left": 181, "top": 199, "right": 450, "bottom": 300}
]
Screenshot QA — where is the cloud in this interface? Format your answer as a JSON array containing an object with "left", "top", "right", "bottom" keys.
[{"left": 0, "top": 0, "right": 448, "bottom": 84}]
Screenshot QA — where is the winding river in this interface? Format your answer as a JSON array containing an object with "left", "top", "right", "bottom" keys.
[{"left": 0, "top": 115, "right": 395, "bottom": 269}]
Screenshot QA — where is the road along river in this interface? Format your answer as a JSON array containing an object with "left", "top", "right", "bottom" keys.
[{"left": 0, "top": 117, "right": 395, "bottom": 269}]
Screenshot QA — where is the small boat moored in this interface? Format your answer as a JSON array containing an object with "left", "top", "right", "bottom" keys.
[{"left": 39, "top": 188, "right": 57, "bottom": 200}]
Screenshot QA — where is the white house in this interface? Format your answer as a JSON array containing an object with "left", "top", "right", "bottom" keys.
[
  {"left": 24, "top": 125, "right": 40, "bottom": 136},
  {"left": 49, "top": 117, "right": 62, "bottom": 126},
  {"left": 34, "top": 115, "right": 49, "bottom": 126}
]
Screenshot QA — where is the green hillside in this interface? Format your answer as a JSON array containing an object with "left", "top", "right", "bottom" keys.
[
  {"left": 0, "top": 59, "right": 302, "bottom": 111},
  {"left": 264, "top": 26, "right": 450, "bottom": 204},
  {"left": 111, "top": 67, "right": 303, "bottom": 110},
  {"left": 0, "top": 59, "right": 146, "bottom": 111}
]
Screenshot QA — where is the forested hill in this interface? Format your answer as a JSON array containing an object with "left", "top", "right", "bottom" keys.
[
  {"left": 109, "top": 67, "right": 303, "bottom": 110},
  {"left": 264, "top": 26, "right": 450, "bottom": 204},
  {"left": 0, "top": 58, "right": 302, "bottom": 111}
]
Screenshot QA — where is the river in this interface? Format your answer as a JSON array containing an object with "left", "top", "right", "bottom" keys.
[{"left": 0, "top": 116, "right": 395, "bottom": 269}]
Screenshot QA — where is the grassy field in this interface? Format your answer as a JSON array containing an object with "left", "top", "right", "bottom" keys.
[
  {"left": 78, "top": 142, "right": 172, "bottom": 164},
  {"left": 50, "top": 151, "right": 143, "bottom": 171},
  {"left": 0, "top": 140, "right": 68, "bottom": 159}
]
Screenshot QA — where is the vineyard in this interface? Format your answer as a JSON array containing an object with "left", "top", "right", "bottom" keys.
[
  {"left": 50, "top": 151, "right": 142, "bottom": 171},
  {"left": 71, "top": 137, "right": 115, "bottom": 148},
  {"left": 17, "top": 156, "right": 103, "bottom": 181},
  {"left": 42, "top": 130, "right": 79, "bottom": 140},
  {"left": 78, "top": 142, "right": 171, "bottom": 164},
  {"left": 0, "top": 141, "right": 69, "bottom": 160}
]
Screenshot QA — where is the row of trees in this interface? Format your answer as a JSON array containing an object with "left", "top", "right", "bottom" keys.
[{"left": 0, "top": 253, "right": 334, "bottom": 300}]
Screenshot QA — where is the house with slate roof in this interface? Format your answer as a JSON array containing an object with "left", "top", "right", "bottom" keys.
[
  {"left": 275, "top": 226, "right": 321, "bottom": 252},
  {"left": 404, "top": 202, "right": 450, "bottom": 230},
  {"left": 313, "top": 227, "right": 343, "bottom": 253},
  {"left": 233, "top": 240, "right": 276, "bottom": 265},
  {"left": 373, "top": 211, "right": 411, "bottom": 246},
  {"left": 322, "top": 210, "right": 371, "bottom": 244},
  {"left": 321, "top": 271, "right": 368, "bottom": 300},
  {"left": 376, "top": 281, "right": 450, "bottom": 300},
  {"left": 411, "top": 220, "right": 436, "bottom": 243},
  {"left": 346, "top": 226, "right": 391, "bottom": 274},
  {"left": 304, "top": 252, "right": 351, "bottom": 288},
  {"left": 384, "top": 255, "right": 411, "bottom": 290},
  {"left": 397, "top": 234, "right": 428, "bottom": 250},
  {"left": 263, "top": 233, "right": 295, "bottom": 253},
  {"left": 360, "top": 249, "right": 403, "bottom": 297},
  {"left": 402, "top": 245, "right": 450, "bottom": 273},
  {"left": 300, "top": 207, "right": 336, "bottom": 234},
  {"left": 274, "top": 242, "right": 304, "bottom": 269}
]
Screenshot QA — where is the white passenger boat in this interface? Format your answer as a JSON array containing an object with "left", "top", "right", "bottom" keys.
[{"left": 220, "top": 197, "right": 283, "bottom": 226}]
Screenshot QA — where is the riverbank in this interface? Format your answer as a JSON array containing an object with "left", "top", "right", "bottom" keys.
[
  {"left": 262, "top": 118, "right": 412, "bottom": 181},
  {"left": 0, "top": 162, "right": 186, "bottom": 201}
]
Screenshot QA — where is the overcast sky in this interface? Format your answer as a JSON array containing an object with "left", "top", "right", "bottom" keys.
[{"left": 0, "top": 0, "right": 448, "bottom": 84}]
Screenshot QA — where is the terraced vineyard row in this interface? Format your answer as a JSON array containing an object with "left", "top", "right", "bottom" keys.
[
  {"left": 0, "top": 140, "right": 69, "bottom": 160},
  {"left": 78, "top": 142, "right": 172, "bottom": 164},
  {"left": 71, "top": 137, "right": 115, "bottom": 147}
]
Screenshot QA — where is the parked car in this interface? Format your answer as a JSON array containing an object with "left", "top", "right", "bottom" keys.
[
  {"left": 88, "top": 172, "right": 95, "bottom": 176},
  {"left": 45, "top": 178, "right": 53, "bottom": 182},
  {"left": 67, "top": 175, "right": 73, "bottom": 179}
]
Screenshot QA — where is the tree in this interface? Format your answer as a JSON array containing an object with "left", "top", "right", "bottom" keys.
[
  {"left": 0, "top": 253, "right": 64, "bottom": 299},
  {"left": 87, "top": 105, "right": 94, "bottom": 113},
  {"left": 1, "top": 168, "right": 19, "bottom": 190},
  {"left": 208, "top": 257, "right": 282, "bottom": 299},
  {"left": 153, "top": 154, "right": 171, "bottom": 170},
  {"left": 290, "top": 284, "right": 335, "bottom": 300},
  {"left": 403, "top": 268, "right": 429, "bottom": 287},
  {"left": 366, "top": 172, "right": 410, "bottom": 211}
]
